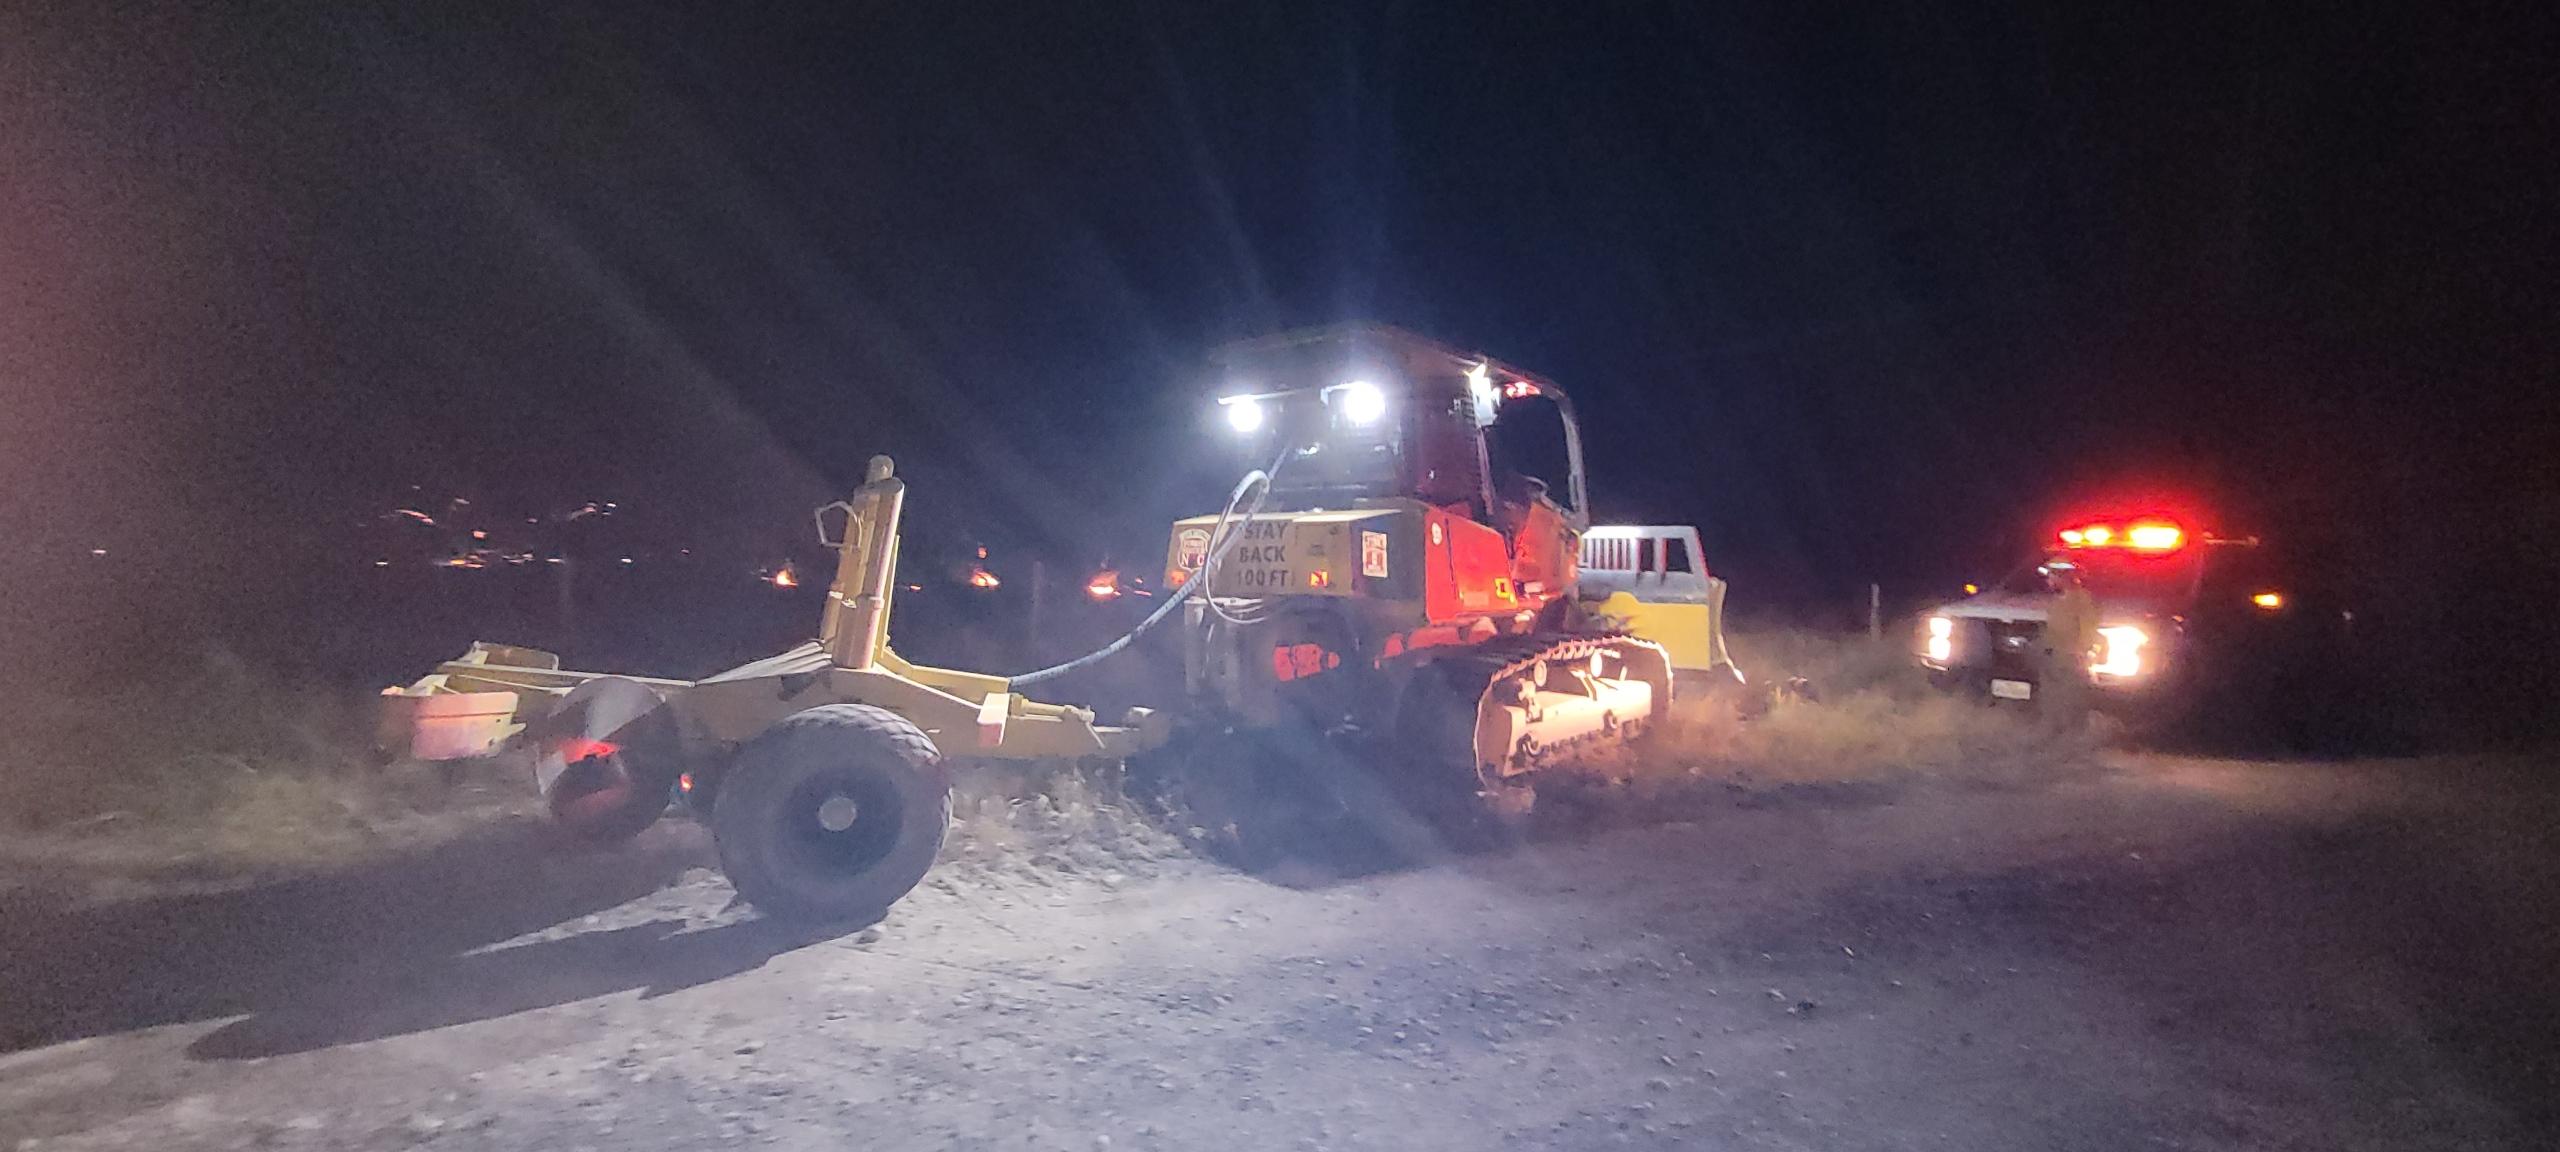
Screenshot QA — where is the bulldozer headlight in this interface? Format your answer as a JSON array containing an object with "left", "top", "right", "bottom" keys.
[
  {"left": 1219, "top": 394, "right": 1264, "bottom": 434},
  {"left": 2092, "top": 624, "right": 2150, "bottom": 680},
  {"left": 1332, "top": 379, "right": 1387, "bottom": 426},
  {"left": 1924, "top": 615, "right": 1954, "bottom": 663}
]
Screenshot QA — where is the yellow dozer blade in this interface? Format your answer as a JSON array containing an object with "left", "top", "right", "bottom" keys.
[{"left": 1579, "top": 525, "right": 1743, "bottom": 685}]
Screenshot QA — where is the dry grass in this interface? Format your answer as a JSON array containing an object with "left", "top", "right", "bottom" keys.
[
  {"left": 1623, "top": 626, "right": 2112, "bottom": 799},
  {"left": 0, "top": 652, "right": 530, "bottom": 887}
]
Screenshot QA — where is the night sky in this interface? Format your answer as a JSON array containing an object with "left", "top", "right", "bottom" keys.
[{"left": 3, "top": 3, "right": 2553, "bottom": 715}]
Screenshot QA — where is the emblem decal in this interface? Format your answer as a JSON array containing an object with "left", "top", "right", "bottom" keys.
[
  {"left": 1360, "top": 531, "right": 1389, "bottom": 579},
  {"left": 1176, "top": 527, "right": 1212, "bottom": 570}
]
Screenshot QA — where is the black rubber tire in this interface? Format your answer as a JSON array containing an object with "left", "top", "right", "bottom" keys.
[{"left": 710, "top": 704, "right": 951, "bottom": 922}]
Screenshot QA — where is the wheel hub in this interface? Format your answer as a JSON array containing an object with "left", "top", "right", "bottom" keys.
[{"left": 816, "top": 794, "right": 862, "bottom": 832}]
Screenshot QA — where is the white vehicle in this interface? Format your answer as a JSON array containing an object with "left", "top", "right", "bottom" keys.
[{"left": 1916, "top": 515, "right": 2303, "bottom": 710}]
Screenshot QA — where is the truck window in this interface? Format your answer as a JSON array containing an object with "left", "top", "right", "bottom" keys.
[{"left": 1662, "top": 538, "right": 1692, "bottom": 573}]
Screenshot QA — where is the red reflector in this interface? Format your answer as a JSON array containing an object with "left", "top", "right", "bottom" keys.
[{"left": 1272, "top": 643, "right": 1334, "bottom": 682}]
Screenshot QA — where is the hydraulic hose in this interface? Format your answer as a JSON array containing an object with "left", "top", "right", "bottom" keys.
[{"left": 1007, "top": 444, "right": 1294, "bottom": 688}]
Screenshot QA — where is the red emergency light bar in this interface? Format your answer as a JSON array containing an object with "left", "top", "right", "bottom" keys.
[{"left": 2059, "top": 520, "right": 2185, "bottom": 553}]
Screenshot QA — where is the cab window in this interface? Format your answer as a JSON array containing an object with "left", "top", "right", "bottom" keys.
[
  {"left": 1485, "top": 393, "right": 1576, "bottom": 513},
  {"left": 1409, "top": 385, "right": 1484, "bottom": 510}
]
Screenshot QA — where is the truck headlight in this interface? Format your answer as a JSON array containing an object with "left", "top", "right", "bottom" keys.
[
  {"left": 1924, "top": 616, "right": 1954, "bottom": 663},
  {"left": 2092, "top": 624, "right": 2150, "bottom": 680}
]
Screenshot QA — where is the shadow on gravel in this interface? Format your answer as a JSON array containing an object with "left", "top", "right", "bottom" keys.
[
  {"left": 1184, "top": 768, "right": 1944, "bottom": 892},
  {"left": 0, "top": 819, "right": 838, "bottom": 1057},
  {"left": 186, "top": 912, "right": 843, "bottom": 1060}
]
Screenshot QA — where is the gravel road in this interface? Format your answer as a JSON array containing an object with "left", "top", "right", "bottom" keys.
[{"left": 5, "top": 752, "right": 2555, "bottom": 1150}]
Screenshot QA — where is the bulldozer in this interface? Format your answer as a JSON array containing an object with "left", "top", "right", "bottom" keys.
[
  {"left": 383, "top": 324, "right": 1736, "bottom": 920},
  {"left": 1145, "top": 325, "right": 1732, "bottom": 838}
]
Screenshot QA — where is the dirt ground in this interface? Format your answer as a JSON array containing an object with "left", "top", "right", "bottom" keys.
[{"left": 4, "top": 749, "right": 2557, "bottom": 1151}]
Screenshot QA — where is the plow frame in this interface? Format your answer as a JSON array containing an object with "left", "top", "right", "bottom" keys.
[{"left": 382, "top": 455, "right": 1168, "bottom": 771}]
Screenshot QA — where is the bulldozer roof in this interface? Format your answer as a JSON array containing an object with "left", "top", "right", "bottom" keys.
[{"left": 1210, "top": 322, "right": 1565, "bottom": 402}]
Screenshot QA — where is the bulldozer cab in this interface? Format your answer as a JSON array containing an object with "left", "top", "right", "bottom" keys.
[{"left": 1212, "top": 324, "right": 1590, "bottom": 534}]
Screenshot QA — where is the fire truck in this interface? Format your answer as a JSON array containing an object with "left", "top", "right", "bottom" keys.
[{"left": 1915, "top": 514, "right": 2346, "bottom": 734}]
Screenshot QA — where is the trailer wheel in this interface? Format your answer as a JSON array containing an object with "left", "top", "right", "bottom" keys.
[{"left": 710, "top": 704, "right": 951, "bottom": 922}]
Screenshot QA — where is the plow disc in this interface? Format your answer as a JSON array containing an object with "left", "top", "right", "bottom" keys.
[{"left": 526, "top": 676, "right": 685, "bottom": 845}]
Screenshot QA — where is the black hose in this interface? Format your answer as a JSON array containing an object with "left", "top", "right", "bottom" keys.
[{"left": 1007, "top": 445, "right": 1293, "bottom": 688}]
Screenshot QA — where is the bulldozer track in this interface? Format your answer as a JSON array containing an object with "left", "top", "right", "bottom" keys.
[{"left": 1393, "top": 631, "right": 1672, "bottom": 830}]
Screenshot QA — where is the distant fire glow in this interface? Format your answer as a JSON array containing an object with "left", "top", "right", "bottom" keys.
[
  {"left": 968, "top": 566, "right": 1000, "bottom": 589},
  {"left": 2252, "top": 591, "right": 2284, "bottom": 610},
  {"left": 772, "top": 565, "right": 800, "bottom": 589},
  {"left": 1086, "top": 569, "right": 1122, "bottom": 600}
]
